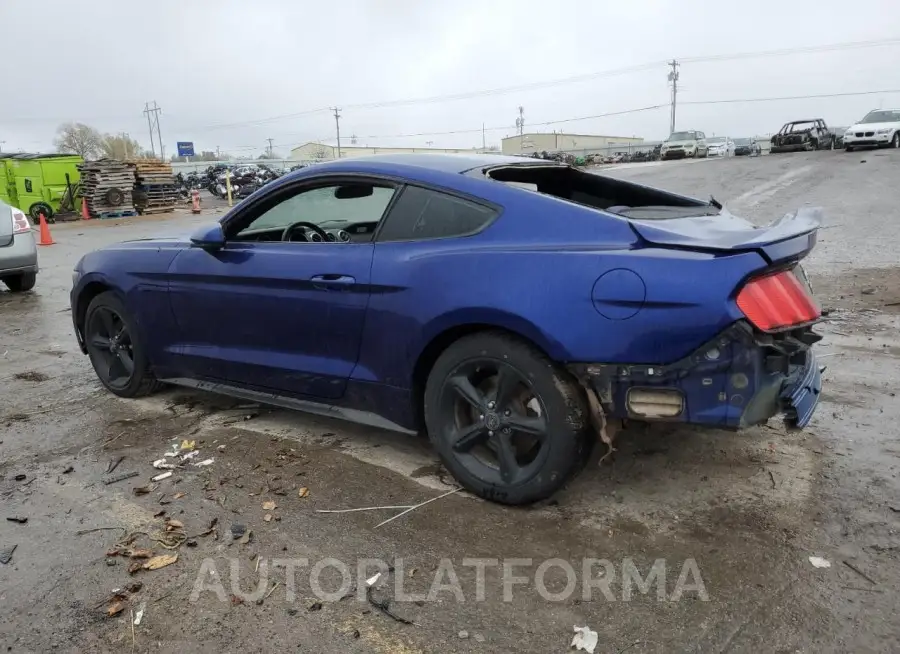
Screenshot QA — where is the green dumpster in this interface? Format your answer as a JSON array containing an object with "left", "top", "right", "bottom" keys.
[{"left": 5, "top": 153, "right": 83, "bottom": 220}]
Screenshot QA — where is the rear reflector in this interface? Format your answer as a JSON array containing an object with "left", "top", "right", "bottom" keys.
[
  {"left": 11, "top": 211, "right": 30, "bottom": 235},
  {"left": 737, "top": 269, "right": 820, "bottom": 331}
]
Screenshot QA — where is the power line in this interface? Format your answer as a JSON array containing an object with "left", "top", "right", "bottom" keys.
[
  {"left": 680, "top": 88, "right": 900, "bottom": 106},
  {"left": 166, "top": 36, "right": 900, "bottom": 133}
]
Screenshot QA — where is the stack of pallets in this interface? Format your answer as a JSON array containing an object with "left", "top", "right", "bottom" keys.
[
  {"left": 130, "top": 159, "right": 178, "bottom": 214},
  {"left": 78, "top": 160, "right": 136, "bottom": 219}
]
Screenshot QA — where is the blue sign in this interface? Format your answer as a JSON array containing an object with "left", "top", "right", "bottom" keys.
[{"left": 177, "top": 141, "right": 195, "bottom": 157}]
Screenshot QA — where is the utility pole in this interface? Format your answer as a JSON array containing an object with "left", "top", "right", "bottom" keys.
[
  {"left": 515, "top": 106, "right": 525, "bottom": 151},
  {"left": 266, "top": 138, "right": 274, "bottom": 159},
  {"left": 482, "top": 123, "right": 486, "bottom": 151},
  {"left": 331, "top": 107, "right": 342, "bottom": 159},
  {"left": 143, "top": 101, "right": 164, "bottom": 160},
  {"left": 667, "top": 60, "right": 679, "bottom": 136}
]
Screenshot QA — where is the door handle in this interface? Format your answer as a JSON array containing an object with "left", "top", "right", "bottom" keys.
[{"left": 310, "top": 274, "right": 356, "bottom": 289}]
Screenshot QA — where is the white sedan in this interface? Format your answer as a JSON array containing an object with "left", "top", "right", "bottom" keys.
[
  {"left": 844, "top": 109, "right": 900, "bottom": 151},
  {"left": 706, "top": 136, "right": 735, "bottom": 157}
]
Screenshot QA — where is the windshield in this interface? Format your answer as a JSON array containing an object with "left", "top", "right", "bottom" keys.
[
  {"left": 668, "top": 131, "right": 697, "bottom": 141},
  {"left": 860, "top": 110, "right": 900, "bottom": 124},
  {"left": 733, "top": 138, "right": 751, "bottom": 145},
  {"left": 786, "top": 122, "right": 816, "bottom": 133},
  {"left": 707, "top": 137, "right": 726, "bottom": 144}
]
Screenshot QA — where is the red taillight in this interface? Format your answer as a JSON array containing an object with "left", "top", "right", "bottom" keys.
[
  {"left": 737, "top": 269, "right": 820, "bottom": 331},
  {"left": 11, "top": 211, "right": 31, "bottom": 235}
]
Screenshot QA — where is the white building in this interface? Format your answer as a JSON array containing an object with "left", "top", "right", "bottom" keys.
[
  {"left": 290, "top": 142, "right": 497, "bottom": 161},
  {"left": 501, "top": 132, "right": 643, "bottom": 155}
]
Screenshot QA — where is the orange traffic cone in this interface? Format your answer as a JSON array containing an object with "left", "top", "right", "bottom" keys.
[
  {"left": 37, "top": 213, "right": 55, "bottom": 246},
  {"left": 81, "top": 197, "right": 90, "bottom": 220}
]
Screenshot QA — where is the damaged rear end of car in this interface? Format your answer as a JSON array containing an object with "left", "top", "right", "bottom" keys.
[
  {"left": 477, "top": 162, "right": 824, "bottom": 433},
  {"left": 574, "top": 206, "right": 824, "bottom": 431}
]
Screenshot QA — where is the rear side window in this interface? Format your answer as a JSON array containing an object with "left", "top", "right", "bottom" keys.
[{"left": 377, "top": 185, "right": 497, "bottom": 242}]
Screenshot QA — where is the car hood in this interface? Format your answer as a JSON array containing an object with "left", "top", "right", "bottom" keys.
[
  {"left": 847, "top": 121, "right": 900, "bottom": 131},
  {"left": 664, "top": 139, "right": 696, "bottom": 147}
]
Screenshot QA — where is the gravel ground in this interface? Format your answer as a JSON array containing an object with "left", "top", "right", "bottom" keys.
[{"left": 1, "top": 150, "right": 898, "bottom": 653}]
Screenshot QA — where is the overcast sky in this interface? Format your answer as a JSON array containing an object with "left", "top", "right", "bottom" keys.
[{"left": 2, "top": 0, "right": 899, "bottom": 158}]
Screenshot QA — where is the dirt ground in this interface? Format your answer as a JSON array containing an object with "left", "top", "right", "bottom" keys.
[{"left": 1, "top": 150, "right": 899, "bottom": 653}]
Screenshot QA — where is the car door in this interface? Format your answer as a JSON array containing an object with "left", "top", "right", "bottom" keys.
[{"left": 166, "top": 177, "right": 398, "bottom": 399}]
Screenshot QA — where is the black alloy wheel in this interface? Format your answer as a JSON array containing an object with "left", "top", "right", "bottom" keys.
[
  {"left": 424, "top": 332, "right": 591, "bottom": 505},
  {"left": 84, "top": 292, "right": 163, "bottom": 398},
  {"left": 441, "top": 359, "right": 550, "bottom": 487},
  {"left": 86, "top": 305, "right": 136, "bottom": 391}
]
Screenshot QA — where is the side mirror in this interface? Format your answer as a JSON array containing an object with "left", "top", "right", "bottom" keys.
[{"left": 190, "top": 223, "right": 226, "bottom": 250}]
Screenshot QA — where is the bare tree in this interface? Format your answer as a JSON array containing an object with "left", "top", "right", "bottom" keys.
[
  {"left": 100, "top": 134, "right": 146, "bottom": 160},
  {"left": 54, "top": 122, "right": 103, "bottom": 159}
]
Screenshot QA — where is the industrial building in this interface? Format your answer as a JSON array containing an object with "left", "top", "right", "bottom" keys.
[
  {"left": 290, "top": 142, "right": 496, "bottom": 161},
  {"left": 501, "top": 132, "right": 643, "bottom": 155}
]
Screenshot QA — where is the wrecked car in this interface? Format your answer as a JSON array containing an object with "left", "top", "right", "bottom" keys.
[
  {"left": 70, "top": 153, "right": 824, "bottom": 505},
  {"left": 770, "top": 119, "right": 834, "bottom": 153}
]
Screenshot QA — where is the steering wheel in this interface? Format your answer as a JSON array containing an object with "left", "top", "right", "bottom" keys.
[{"left": 281, "top": 221, "right": 329, "bottom": 243}]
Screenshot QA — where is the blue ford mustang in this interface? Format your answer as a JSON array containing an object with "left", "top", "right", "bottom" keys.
[{"left": 71, "top": 153, "right": 823, "bottom": 504}]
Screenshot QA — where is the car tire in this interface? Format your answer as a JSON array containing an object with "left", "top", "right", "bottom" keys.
[
  {"left": 892, "top": 132, "right": 900, "bottom": 148},
  {"left": 84, "top": 291, "right": 164, "bottom": 398},
  {"left": 423, "top": 331, "right": 592, "bottom": 505},
  {"left": 28, "top": 202, "right": 54, "bottom": 224},
  {"left": 845, "top": 145, "right": 854, "bottom": 152},
  {"left": 3, "top": 272, "right": 36, "bottom": 293}
]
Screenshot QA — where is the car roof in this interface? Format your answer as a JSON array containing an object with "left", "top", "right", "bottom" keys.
[{"left": 302, "top": 153, "right": 530, "bottom": 175}]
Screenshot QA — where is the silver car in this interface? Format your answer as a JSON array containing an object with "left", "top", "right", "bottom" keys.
[{"left": 0, "top": 199, "right": 38, "bottom": 292}]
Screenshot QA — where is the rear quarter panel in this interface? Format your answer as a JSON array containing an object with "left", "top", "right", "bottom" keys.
[{"left": 357, "top": 178, "right": 768, "bottom": 388}]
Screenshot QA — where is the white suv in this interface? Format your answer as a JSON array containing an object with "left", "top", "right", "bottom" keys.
[{"left": 843, "top": 109, "right": 900, "bottom": 151}]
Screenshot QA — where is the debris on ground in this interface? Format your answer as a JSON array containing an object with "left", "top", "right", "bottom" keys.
[
  {"left": 458, "top": 630, "right": 469, "bottom": 639},
  {"left": 307, "top": 600, "right": 323, "bottom": 612},
  {"left": 239, "top": 530, "right": 253, "bottom": 545},
  {"left": 374, "top": 487, "right": 462, "bottom": 529},
  {"left": 14, "top": 371, "right": 50, "bottom": 382},
  {"left": 0, "top": 545, "right": 18, "bottom": 564},
  {"left": 6, "top": 516, "right": 28, "bottom": 524},
  {"left": 106, "top": 456, "right": 125, "bottom": 474},
  {"left": 180, "top": 439, "right": 196, "bottom": 451},
  {"left": 133, "top": 601, "right": 146, "bottom": 625},
  {"left": 14, "top": 474, "right": 27, "bottom": 481},
  {"left": 571, "top": 625, "right": 599, "bottom": 653},
  {"left": 230, "top": 524, "right": 246, "bottom": 540},
  {"left": 193, "top": 458, "right": 214, "bottom": 467},
  {"left": 298, "top": 487, "right": 310, "bottom": 498},
  {"left": 809, "top": 556, "right": 832, "bottom": 569},
  {"left": 103, "top": 470, "right": 139, "bottom": 485},
  {"left": 262, "top": 500, "right": 277, "bottom": 511},
  {"left": 142, "top": 553, "right": 178, "bottom": 571},
  {"left": 263, "top": 514, "right": 272, "bottom": 522},
  {"left": 62, "top": 466, "right": 74, "bottom": 474},
  {"left": 151, "top": 471, "right": 173, "bottom": 482},
  {"left": 152, "top": 459, "right": 176, "bottom": 470},
  {"left": 843, "top": 560, "right": 877, "bottom": 585},
  {"left": 133, "top": 484, "right": 156, "bottom": 496},
  {"left": 173, "top": 492, "right": 186, "bottom": 500},
  {"left": 107, "top": 601, "right": 126, "bottom": 617}
]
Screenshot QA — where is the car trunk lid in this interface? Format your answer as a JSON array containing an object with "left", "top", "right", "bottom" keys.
[{"left": 626, "top": 206, "right": 821, "bottom": 265}]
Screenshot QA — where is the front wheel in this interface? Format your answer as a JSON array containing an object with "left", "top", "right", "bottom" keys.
[
  {"left": 892, "top": 132, "right": 900, "bottom": 148},
  {"left": 424, "top": 332, "right": 592, "bottom": 505},
  {"left": 84, "top": 291, "right": 163, "bottom": 398},
  {"left": 845, "top": 145, "right": 854, "bottom": 152}
]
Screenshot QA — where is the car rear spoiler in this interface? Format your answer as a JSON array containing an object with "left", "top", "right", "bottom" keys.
[{"left": 628, "top": 206, "right": 822, "bottom": 265}]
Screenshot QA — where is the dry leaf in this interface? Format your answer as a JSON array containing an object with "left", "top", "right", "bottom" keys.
[
  {"left": 263, "top": 513, "right": 272, "bottom": 522},
  {"left": 262, "top": 500, "right": 277, "bottom": 511},
  {"left": 107, "top": 601, "right": 125, "bottom": 617},
  {"left": 143, "top": 553, "right": 178, "bottom": 570},
  {"left": 127, "top": 548, "right": 154, "bottom": 559},
  {"left": 166, "top": 519, "right": 184, "bottom": 530},
  {"left": 180, "top": 439, "right": 196, "bottom": 451},
  {"left": 297, "top": 487, "right": 309, "bottom": 498},
  {"left": 127, "top": 561, "right": 143, "bottom": 575},
  {"left": 173, "top": 492, "right": 186, "bottom": 500}
]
